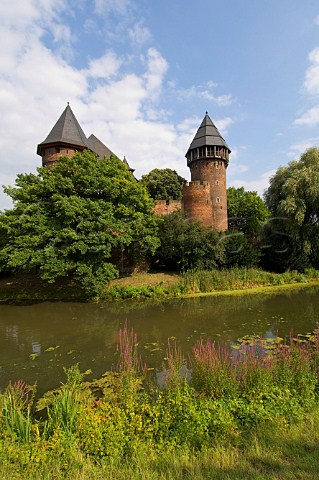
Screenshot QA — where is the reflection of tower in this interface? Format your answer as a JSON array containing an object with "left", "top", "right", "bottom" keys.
[{"left": 183, "top": 112, "right": 231, "bottom": 231}]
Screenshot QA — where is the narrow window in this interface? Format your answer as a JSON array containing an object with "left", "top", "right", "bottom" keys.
[{"left": 216, "top": 197, "right": 221, "bottom": 203}]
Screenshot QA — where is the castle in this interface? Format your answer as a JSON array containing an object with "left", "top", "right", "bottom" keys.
[{"left": 37, "top": 105, "right": 230, "bottom": 231}]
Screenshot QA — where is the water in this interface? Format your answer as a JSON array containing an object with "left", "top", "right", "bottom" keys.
[{"left": 0, "top": 286, "right": 319, "bottom": 395}]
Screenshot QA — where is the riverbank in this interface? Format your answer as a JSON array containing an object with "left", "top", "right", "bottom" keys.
[
  {"left": 1, "top": 268, "right": 319, "bottom": 302},
  {"left": 1, "top": 327, "right": 319, "bottom": 479},
  {"left": 103, "top": 267, "right": 319, "bottom": 300}
]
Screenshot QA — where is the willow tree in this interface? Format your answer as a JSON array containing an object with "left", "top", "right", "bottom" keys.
[{"left": 263, "top": 147, "right": 319, "bottom": 270}]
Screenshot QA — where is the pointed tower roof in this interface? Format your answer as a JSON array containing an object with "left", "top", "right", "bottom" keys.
[
  {"left": 87, "top": 134, "right": 114, "bottom": 159},
  {"left": 123, "top": 156, "right": 135, "bottom": 173},
  {"left": 186, "top": 112, "right": 231, "bottom": 155},
  {"left": 37, "top": 104, "right": 89, "bottom": 156}
]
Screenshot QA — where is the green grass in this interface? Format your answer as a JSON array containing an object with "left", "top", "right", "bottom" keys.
[
  {"left": 1, "top": 268, "right": 319, "bottom": 302},
  {"left": 1, "top": 326, "right": 319, "bottom": 479},
  {"left": 0, "top": 410, "right": 318, "bottom": 479}
]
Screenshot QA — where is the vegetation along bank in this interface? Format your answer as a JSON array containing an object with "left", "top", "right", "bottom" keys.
[
  {"left": 1, "top": 326, "right": 319, "bottom": 479},
  {"left": 1, "top": 147, "right": 319, "bottom": 301}
]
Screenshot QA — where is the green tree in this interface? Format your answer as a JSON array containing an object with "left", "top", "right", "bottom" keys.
[
  {"left": 140, "top": 168, "right": 186, "bottom": 201},
  {"left": 153, "top": 211, "right": 225, "bottom": 271},
  {"left": 263, "top": 147, "right": 319, "bottom": 270},
  {"left": 0, "top": 151, "right": 159, "bottom": 297},
  {"left": 227, "top": 187, "right": 270, "bottom": 238}
]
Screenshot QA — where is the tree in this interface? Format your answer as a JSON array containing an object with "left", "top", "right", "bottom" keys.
[
  {"left": 263, "top": 147, "right": 319, "bottom": 270},
  {"left": 0, "top": 151, "right": 159, "bottom": 297},
  {"left": 140, "top": 168, "right": 186, "bottom": 201},
  {"left": 227, "top": 187, "right": 270, "bottom": 238},
  {"left": 152, "top": 211, "right": 225, "bottom": 271}
]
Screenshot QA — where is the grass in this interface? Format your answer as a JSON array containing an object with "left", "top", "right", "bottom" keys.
[
  {"left": 1, "top": 326, "right": 319, "bottom": 479},
  {"left": 1, "top": 268, "right": 319, "bottom": 302}
]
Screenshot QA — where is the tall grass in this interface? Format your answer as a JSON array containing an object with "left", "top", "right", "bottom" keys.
[
  {"left": 1, "top": 326, "right": 319, "bottom": 478},
  {"left": 0, "top": 380, "right": 34, "bottom": 443},
  {"left": 180, "top": 267, "right": 319, "bottom": 294}
]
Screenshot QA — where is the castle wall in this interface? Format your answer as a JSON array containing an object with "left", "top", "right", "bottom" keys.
[
  {"left": 182, "top": 181, "right": 213, "bottom": 227},
  {"left": 189, "top": 159, "right": 228, "bottom": 231},
  {"left": 153, "top": 200, "right": 182, "bottom": 216},
  {"left": 42, "top": 147, "right": 79, "bottom": 168}
]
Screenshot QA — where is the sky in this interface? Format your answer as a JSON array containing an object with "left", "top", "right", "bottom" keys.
[{"left": 1, "top": 0, "right": 319, "bottom": 210}]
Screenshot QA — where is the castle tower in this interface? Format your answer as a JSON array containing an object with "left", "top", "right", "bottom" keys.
[
  {"left": 183, "top": 113, "right": 231, "bottom": 231},
  {"left": 37, "top": 104, "right": 123, "bottom": 169},
  {"left": 37, "top": 104, "right": 90, "bottom": 168}
]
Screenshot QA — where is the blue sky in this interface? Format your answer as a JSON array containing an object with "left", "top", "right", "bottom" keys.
[{"left": 1, "top": 0, "right": 319, "bottom": 210}]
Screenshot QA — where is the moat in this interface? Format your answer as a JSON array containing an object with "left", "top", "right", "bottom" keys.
[{"left": 0, "top": 286, "right": 319, "bottom": 395}]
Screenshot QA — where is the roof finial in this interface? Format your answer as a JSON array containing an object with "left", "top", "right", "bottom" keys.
[
  {"left": 206, "top": 111, "right": 208, "bottom": 115},
  {"left": 67, "top": 101, "right": 69, "bottom": 105}
]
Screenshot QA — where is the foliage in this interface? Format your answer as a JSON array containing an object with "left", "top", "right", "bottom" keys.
[
  {"left": 103, "top": 284, "right": 171, "bottom": 300},
  {"left": 0, "top": 151, "right": 159, "bottom": 297},
  {"left": 1, "top": 327, "right": 319, "bottom": 478},
  {"left": 227, "top": 186, "right": 270, "bottom": 238},
  {"left": 153, "top": 211, "right": 225, "bottom": 271},
  {"left": 140, "top": 168, "right": 186, "bottom": 201},
  {"left": 0, "top": 380, "right": 35, "bottom": 443},
  {"left": 179, "top": 267, "right": 316, "bottom": 295},
  {"left": 220, "top": 230, "right": 261, "bottom": 268},
  {"left": 263, "top": 147, "right": 319, "bottom": 271}
]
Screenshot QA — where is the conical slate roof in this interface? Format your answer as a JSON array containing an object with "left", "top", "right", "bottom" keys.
[
  {"left": 186, "top": 112, "right": 231, "bottom": 154},
  {"left": 37, "top": 104, "right": 89, "bottom": 155},
  {"left": 87, "top": 134, "right": 114, "bottom": 159},
  {"left": 123, "top": 156, "right": 135, "bottom": 173}
]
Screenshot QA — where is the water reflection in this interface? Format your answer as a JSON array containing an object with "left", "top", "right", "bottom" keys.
[{"left": 0, "top": 286, "right": 318, "bottom": 395}]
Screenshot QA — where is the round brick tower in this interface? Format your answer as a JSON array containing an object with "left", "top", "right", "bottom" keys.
[{"left": 183, "top": 113, "right": 231, "bottom": 231}]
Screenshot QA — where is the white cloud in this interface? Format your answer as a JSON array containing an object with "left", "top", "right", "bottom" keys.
[
  {"left": 94, "top": 0, "right": 132, "bottom": 16},
  {"left": 215, "top": 117, "right": 234, "bottom": 135},
  {"left": 294, "top": 105, "right": 319, "bottom": 126},
  {"left": 175, "top": 82, "right": 233, "bottom": 106},
  {"left": 0, "top": 0, "right": 236, "bottom": 211},
  {"left": 128, "top": 22, "right": 152, "bottom": 46},
  {"left": 85, "top": 51, "right": 122, "bottom": 79},
  {"left": 143, "top": 48, "right": 168, "bottom": 96},
  {"left": 303, "top": 47, "right": 319, "bottom": 96},
  {"left": 288, "top": 137, "right": 319, "bottom": 158},
  {"left": 294, "top": 46, "right": 319, "bottom": 126},
  {"left": 228, "top": 170, "right": 276, "bottom": 197}
]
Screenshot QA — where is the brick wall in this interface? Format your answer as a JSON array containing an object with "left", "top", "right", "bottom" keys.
[
  {"left": 189, "top": 160, "right": 228, "bottom": 231},
  {"left": 42, "top": 147, "right": 80, "bottom": 168},
  {"left": 153, "top": 199, "right": 182, "bottom": 216},
  {"left": 182, "top": 181, "right": 213, "bottom": 227}
]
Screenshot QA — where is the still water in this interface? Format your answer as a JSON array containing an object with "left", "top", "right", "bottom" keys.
[{"left": 0, "top": 286, "right": 319, "bottom": 395}]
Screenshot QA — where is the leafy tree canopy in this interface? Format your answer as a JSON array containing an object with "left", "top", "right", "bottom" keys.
[
  {"left": 140, "top": 168, "right": 186, "bottom": 201},
  {"left": 0, "top": 151, "right": 159, "bottom": 297},
  {"left": 153, "top": 211, "right": 225, "bottom": 271},
  {"left": 263, "top": 147, "right": 319, "bottom": 270},
  {"left": 227, "top": 187, "right": 270, "bottom": 238}
]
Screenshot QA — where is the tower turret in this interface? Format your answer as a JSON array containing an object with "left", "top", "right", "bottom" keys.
[
  {"left": 37, "top": 103, "right": 89, "bottom": 168},
  {"left": 183, "top": 113, "right": 231, "bottom": 231}
]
